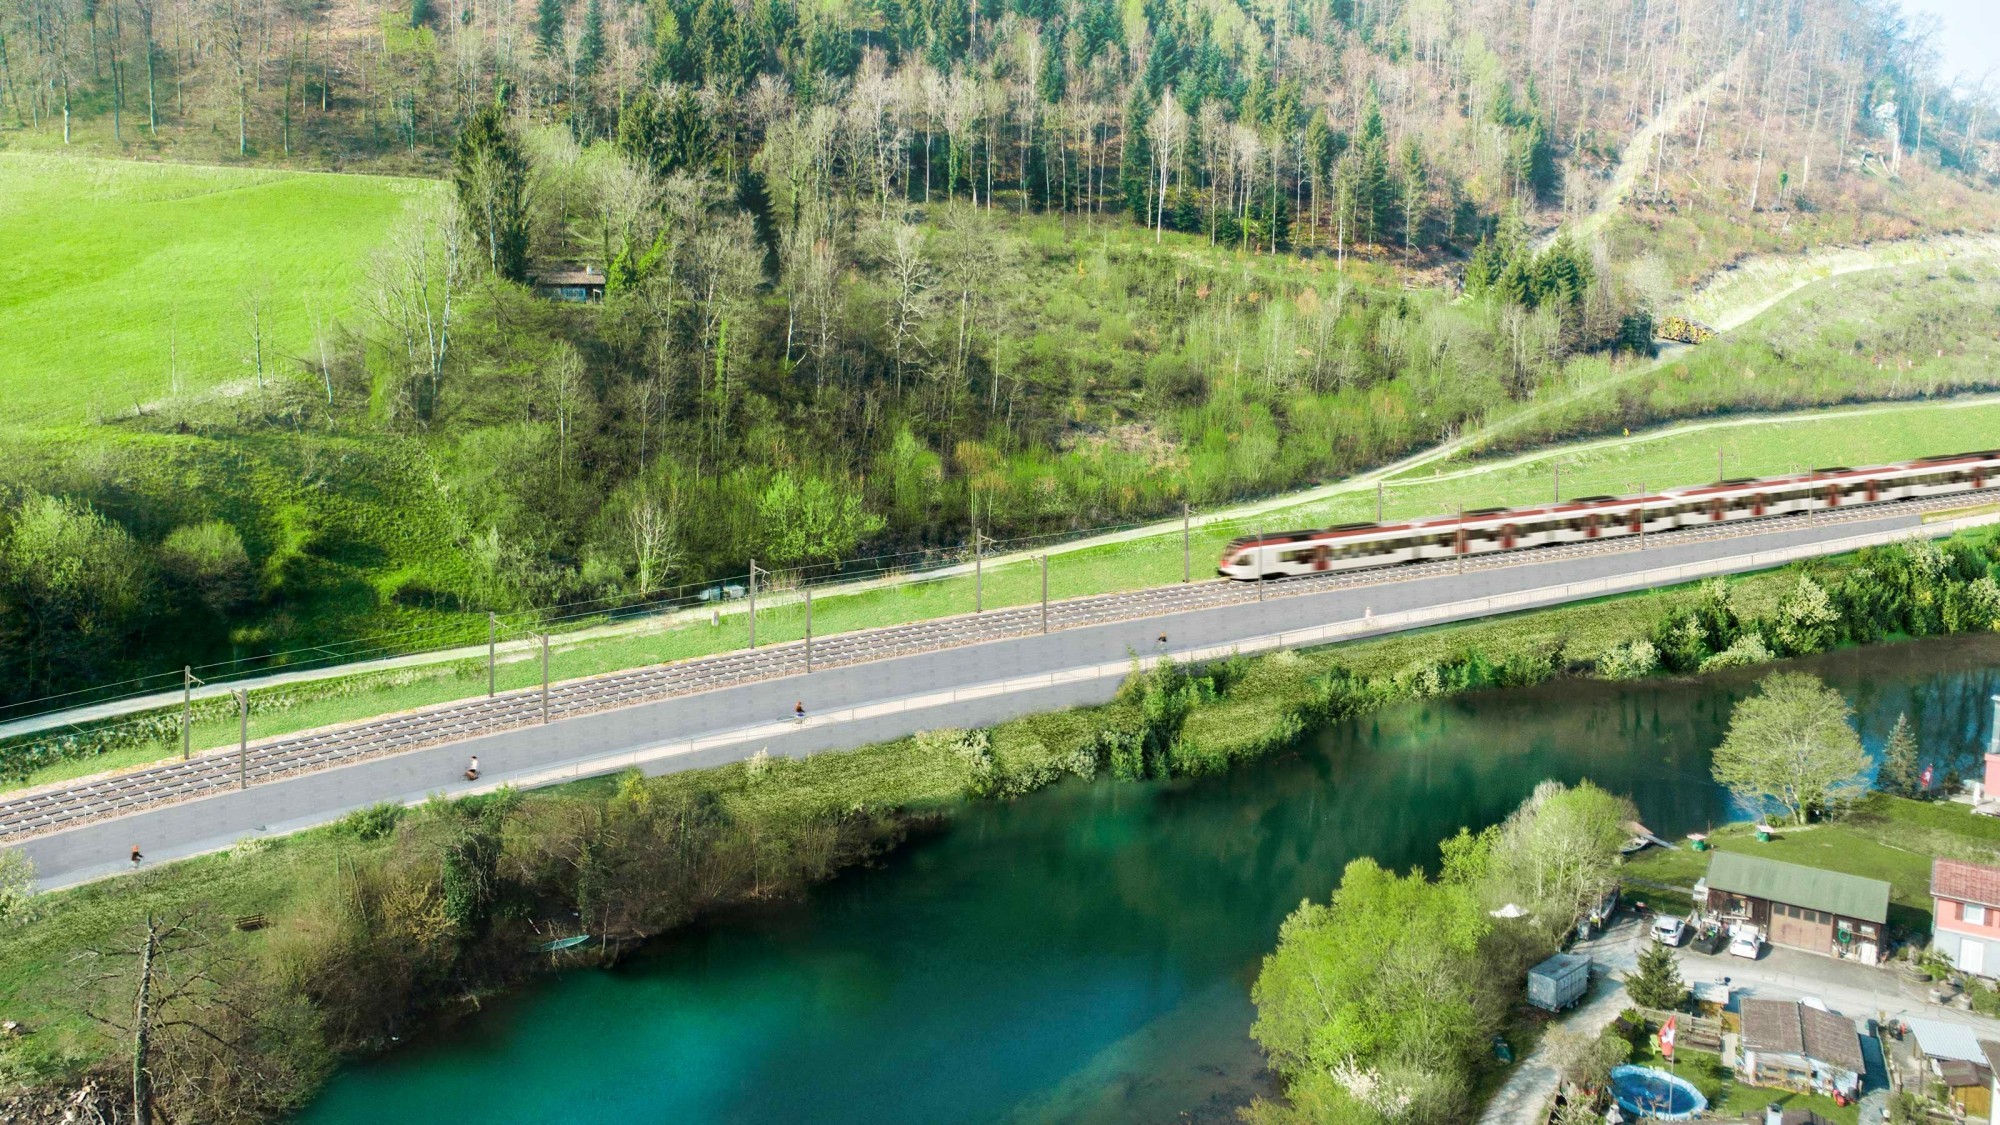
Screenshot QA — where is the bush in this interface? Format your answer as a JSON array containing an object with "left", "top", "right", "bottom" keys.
[
  {"left": 1697, "top": 632, "right": 1772, "bottom": 671},
  {"left": 1595, "top": 639, "right": 1659, "bottom": 680},
  {"left": 333, "top": 802, "right": 405, "bottom": 841}
]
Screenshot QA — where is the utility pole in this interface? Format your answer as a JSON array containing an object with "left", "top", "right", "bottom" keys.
[
  {"left": 487, "top": 612, "right": 497, "bottom": 698},
  {"left": 540, "top": 633, "right": 550, "bottom": 723},
  {"left": 181, "top": 667, "right": 193, "bottom": 760},
  {"left": 1718, "top": 449, "right": 1725, "bottom": 482},
  {"left": 1639, "top": 482, "right": 1647, "bottom": 549},
  {"left": 974, "top": 527, "right": 984, "bottom": 612},
  {"left": 1553, "top": 465, "right": 1560, "bottom": 504},
  {"left": 747, "top": 560, "right": 758, "bottom": 648},
  {"left": 1256, "top": 529, "right": 1264, "bottom": 602},
  {"left": 236, "top": 689, "right": 249, "bottom": 790},
  {"left": 1457, "top": 502, "right": 1465, "bottom": 574},
  {"left": 1182, "top": 503, "right": 1192, "bottom": 583},
  {"left": 1376, "top": 481, "right": 1384, "bottom": 522},
  {"left": 804, "top": 588, "right": 813, "bottom": 673},
  {"left": 1040, "top": 554, "right": 1049, "bottom": 633}
]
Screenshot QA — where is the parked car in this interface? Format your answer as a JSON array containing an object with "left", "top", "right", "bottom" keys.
[
  {"left": 1689, "top": 923, "right": 1727, "bottom": 955},
  {"left": 1650, "top": 914, "right": 1686, "bottom": 946},
  {"left": 1729, "top": 926, "right": 1763, "bottom": 959}
]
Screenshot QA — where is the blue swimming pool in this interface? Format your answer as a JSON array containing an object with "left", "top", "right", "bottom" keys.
[{"left": 1608, "top": 1064, "right": 1708, "bottom": 1120}]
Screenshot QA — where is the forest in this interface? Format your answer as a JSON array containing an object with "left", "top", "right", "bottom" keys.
[{"left": 1, "top": 0, "right": 1998, "bottom": 708}]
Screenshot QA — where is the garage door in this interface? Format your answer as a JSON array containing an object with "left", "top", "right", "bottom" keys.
[{"left": 1770, "top": 902, "right": 1834, "bottom": 952}]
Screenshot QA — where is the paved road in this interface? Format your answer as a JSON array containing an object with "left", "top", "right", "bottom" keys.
[
  {"left": 12, "top": 502, "right": 1988, "bottom": 891},
  {"left": 1482, "top": 909, "right": 2000, "bottom": 1125}
]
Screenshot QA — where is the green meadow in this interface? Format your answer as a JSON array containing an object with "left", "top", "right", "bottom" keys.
[{"left": 0, "top": 154, "right": 432, "bottom": 425}]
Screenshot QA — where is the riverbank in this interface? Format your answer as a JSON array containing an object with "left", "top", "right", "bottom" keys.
[{"left": 2, "top": 526, "right": 1996, "bottom": 1122}]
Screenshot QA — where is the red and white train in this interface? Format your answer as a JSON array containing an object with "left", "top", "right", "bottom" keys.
[{"left": 1218, "top": 450, "right": 2000, "bottom": 581}]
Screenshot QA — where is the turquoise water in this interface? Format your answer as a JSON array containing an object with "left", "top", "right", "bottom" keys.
[
  {"left": 298, "top": 634, "right": 2000, "bottom": 1124},
  {"left": 1610, "top": 1065, "right": 1708, "bottom": 1119}
]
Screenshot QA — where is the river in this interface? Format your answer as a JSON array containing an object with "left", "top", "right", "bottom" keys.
[{"left": 298, "top": 634, "right": 2000, "bottom": 1124}]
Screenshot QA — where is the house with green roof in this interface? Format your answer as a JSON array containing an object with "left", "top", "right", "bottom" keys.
[{"left": 1700, "top": 852, "right": 1890, "bottom": 964}]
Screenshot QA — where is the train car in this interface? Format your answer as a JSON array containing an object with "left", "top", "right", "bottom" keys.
[{"left": 1217, "top": 450, "right": 2000, "bottom": 581}]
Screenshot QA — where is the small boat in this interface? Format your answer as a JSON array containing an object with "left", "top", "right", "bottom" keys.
[
  {"left": 1619, "top": 835, "right": 1651, "bottom": 856},
  {"left": 537, "top": 934, "right": 592, "bottom": 953}
]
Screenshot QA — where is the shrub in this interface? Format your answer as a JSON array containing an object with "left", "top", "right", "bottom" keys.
[
  {"left": 1595, "top": 639, "right": 1659, "bottom": 680},
  {"left": 1770, "top": 575, "right": 1839, "bottom": 655},
  {"left": 1697, "top": 632, "right": 1772, "bottom": 671},
  {"left": 333, "top": 802, "right": 406, "bottom": 841}
]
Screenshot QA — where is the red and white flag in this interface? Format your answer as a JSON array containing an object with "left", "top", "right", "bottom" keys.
[{"left": 1658, "top": 1016, "right": 1677, "bottom": 1062}]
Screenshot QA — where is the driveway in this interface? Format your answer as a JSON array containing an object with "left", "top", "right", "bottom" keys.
[{"left": 1480, "top": 912, "right": 2000, "bottom": 1125}]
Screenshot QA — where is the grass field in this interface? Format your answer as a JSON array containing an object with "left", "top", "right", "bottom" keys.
[
  {"left": 19, "top": 394, "right": 1998, "bottom": 793},
  {"left": 1625, "top": 794, "right": 2000, "bottom": 934},
  {"left": 0, "top": 154, "right": 433, "bottom": 425}
]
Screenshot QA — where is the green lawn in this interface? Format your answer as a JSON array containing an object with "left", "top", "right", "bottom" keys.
[
  {"left": 0, "top": 153, "right": 434, "bottom": 426},
  {"left": 1625, "top": 794, "right": 2000, "bottom": 934},
  {"left": 1623, "top": 1038, "right": 1861, "bottom": 1125}
]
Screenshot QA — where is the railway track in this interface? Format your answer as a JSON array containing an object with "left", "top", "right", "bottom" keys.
[{"left": 1, "top": 491, "right": 1988, "bottom": 842}]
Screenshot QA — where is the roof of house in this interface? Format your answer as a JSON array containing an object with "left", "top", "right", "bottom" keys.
[
  {"left": 534, "top": 268, "right": 606, "bottom": 287},
  {"left": 1979, "top": 1040, "right": 2000, "bottom": 1075},
  {"left": 1939, "top": 1058, "right": 1993, "bottom": 1088},
  {"left": 1704, "top": 852, "right": 1891, "bottom": 924},
  {"left": 1931, "top": 857, "right": 2000, "bottom": 909},
  {"left": 1907, "top": 1017, "right": 1989, "bottom": 1064},
  {"left": 1739, "top": 999, "right": 1866, "bottom": 1073}
]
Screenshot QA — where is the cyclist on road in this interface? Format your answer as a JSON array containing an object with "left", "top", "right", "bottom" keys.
[
  {"left": 794, "top": 701, "right": 807, "bottom": 724},
  {"left": 129, "top": 844, "right": 143, "bottom": 869},
  {"left": 465, "top": 755, "right": 480, "bottom": 781}
]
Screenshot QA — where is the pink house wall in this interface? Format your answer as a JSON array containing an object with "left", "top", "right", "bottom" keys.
[{"left": 1936, "top": 896, "right": 2000, "bottom": 939}]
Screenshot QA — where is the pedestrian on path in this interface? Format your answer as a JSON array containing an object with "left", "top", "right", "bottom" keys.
[{"left": 129, "top": 844, "right": 142, "bottom": 869}]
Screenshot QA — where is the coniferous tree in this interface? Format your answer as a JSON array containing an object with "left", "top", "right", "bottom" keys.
[
  {"left": 1627, "top": 941, "right": 1688, "bottom": 1011},
  {"left": 577, "top": 0, "right": 605, "bottom": 77},
  {"left": 1399, "top": 139, "right": 1427, "bottom": 251},
  {"left": 452, "top": 104, "right": 531, "bottom": 282},
  {"left": 535, "top": 0, "right": 565, "bottom": 58},
  {"left": 1352, "top": 95, "right": 1392, "bottom": 246},
  {"left": 1120, "top": 86, "right": 1154, "bottom": 223},
  {"left": 1879, "top": 712, "right": 1921, "bottom": 797}
]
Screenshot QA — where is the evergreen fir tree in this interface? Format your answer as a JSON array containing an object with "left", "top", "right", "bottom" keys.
[
  {"left": 1353, "top": 135, "right": 1388, "bottom": 247},
  {"left": 453, "top": 104, "right": 532, "bottom": 283},
  {"left": 1627, "top": 941, "right": 1688, "bottom": 1011},
  {"left": 535, "top": 0, "right": 565, "bottom": 58},
  {"left": 1879, "top": 712, "right": 1921, "bottom": 797},
  {"left": 1037, "top": 21, "right": 1067, "bottom": 103},
  {"left": 577, "top": 0, "right": 606, "bottom": 77},
  {"left": 1464, "top": 236, "right": 1497, "bottom": 295},
  {"left": 1398, "top": 139, "right": 1427, "bottom": 251},
  {"left": 1120, "top": 87, "right": 1155, "bottom": 222}
]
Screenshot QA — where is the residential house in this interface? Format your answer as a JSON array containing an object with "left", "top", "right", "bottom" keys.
[
  {"left": 1701, "top": 852, "right": 1890, "bottom": 963},
  {"left": 1734, "top": 998, "right": 1865, "bottom": 1099},
  {"left": 1931, "top": 856, "right": 2000, "bottom": 975}
]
